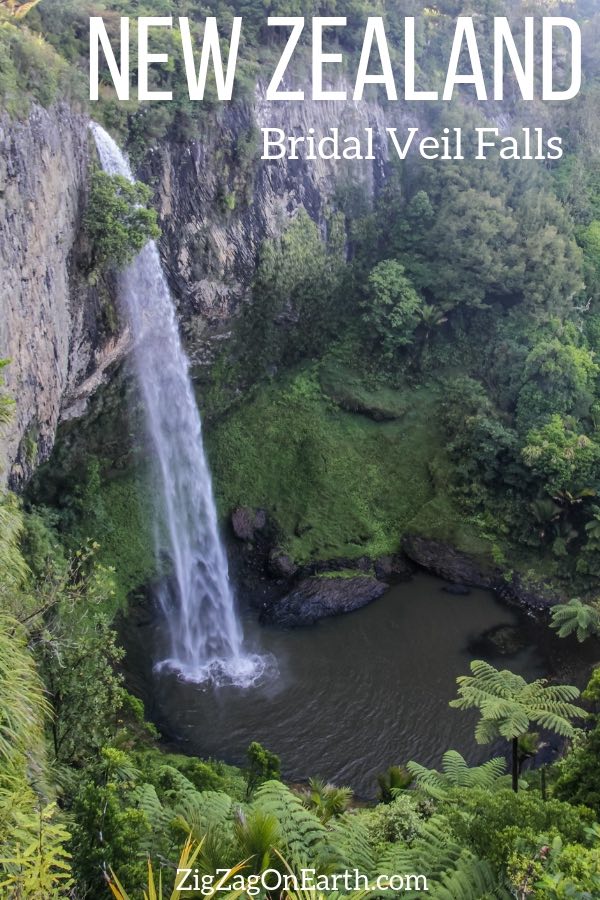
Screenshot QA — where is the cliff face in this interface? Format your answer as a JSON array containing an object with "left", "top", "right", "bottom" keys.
[
  {"left": 144, "top": 89, "right": 392, "bottom": 364},
  {"left": 0, "top": 104, "right": 126, "bottom": 487},
  {"left": 0, "top": 92, "right": 393, "bottom": 483}
]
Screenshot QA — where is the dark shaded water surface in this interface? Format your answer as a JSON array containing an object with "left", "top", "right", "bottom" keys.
[{"left": 123, "top": 574, "right": 597, "bottom": 797}]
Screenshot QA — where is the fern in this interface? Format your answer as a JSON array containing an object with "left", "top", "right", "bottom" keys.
[
  {"left": 379, "top": 815, "right": 510, "bottom": 899},
  {"left": 326, "top": 814, "right": 377, "bottom": 875},
  {"left": 550, "top": 599, "right": 600, "bottom": 642},
  {"left": 435, "top": 854, "right": 511, "bottom": 900},
  {"left": 252, "top": 781, "right": 327, "bottom": 862},
  {"left": 450, "top": 661, "right": 585, "bottom": 791},
  {"left": 407, "top": 751, "right": 512, "bottom": 800}
]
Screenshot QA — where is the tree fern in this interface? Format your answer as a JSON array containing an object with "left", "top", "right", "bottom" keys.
[
  {"left": 450, "top": 661, "right": 585, "bottom": 791},
  {"left": 550, "top": 598, "right": 600, "bottom": 642},
  {"left": 407, "top": 751, "right": 512, "bottom": 800},
  {"left": 435, "top": 854, "right": 511, "bottom": 900}
]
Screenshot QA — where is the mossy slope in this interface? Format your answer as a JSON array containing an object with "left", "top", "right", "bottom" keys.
[{"left": 206, "top": 364, "right": 490, "bottom": 564}]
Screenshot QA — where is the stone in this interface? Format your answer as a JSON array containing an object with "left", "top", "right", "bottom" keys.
[
  {"left": 374, "top": 553, "right": 414, "bottom": 583},
  {"left": 402, "top": 534, "right": 565, "bottom": 611},
  {"left": 231, "top": 507, "right": 267, "bottom": 542},
  {"left": 402, "top": 534, "right": 496, "bottom": 588},
  {"left": 262, "top": 575, "right": 386, "bottom": 627},
  {"left": 268, "top": 549, "right": 298, "bottom": 580}
]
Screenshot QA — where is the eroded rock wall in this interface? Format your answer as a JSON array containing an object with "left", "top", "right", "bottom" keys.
[{"left": 0, "top": 104, "right": 121, "bottom": 486}]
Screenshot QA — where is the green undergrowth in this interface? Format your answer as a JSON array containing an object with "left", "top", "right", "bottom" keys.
[
  {"left": 206, "top": 362, "right": 492, "bottom": 565},
  {"left": 38, "top": 463, "right": 156, "bottom": 611},
  {"left": 27, "top": 379, "right": 157, "bottom": 607}
]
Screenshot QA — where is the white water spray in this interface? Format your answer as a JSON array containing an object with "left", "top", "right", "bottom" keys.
[{"left": 91, "top": 123, "right": 268, "bottom": 686}]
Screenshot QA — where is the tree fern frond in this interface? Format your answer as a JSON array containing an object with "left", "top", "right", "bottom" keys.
[
  {"left": 326, "top": 814, "right": 377, "bottom": 875},
  {"left": 252, "top": 780, "right": 327, "bottom": 862}
]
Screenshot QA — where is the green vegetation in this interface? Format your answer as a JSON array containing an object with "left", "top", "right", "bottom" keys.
[
  {"left": 207, "top": 365, "right": 485, "bottom": 563},
  {"left": 5, "top": 2, "right": 600, "bottom": 897},
  {"left": 85, "top": 170, "right": 160, "bottom": 281},
  {"left": 450, "top": 661, "right": 585, "bottom": 793}
]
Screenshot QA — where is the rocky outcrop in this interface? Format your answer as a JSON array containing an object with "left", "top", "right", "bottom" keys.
[
  {"left": 374, "top": 553, "right": 414, "bottom": 583},
  {"left": 402, "top": 535, "right": 497, "bottom": 589},
  {"left": 0, "top": 104, "right": 125, "bottom": 487},
  {"left": 403, "top": 534, "right": 564, "bottom": 611},
  {"left": 262, "top": 575, "right": 386, "bottom": 627}
]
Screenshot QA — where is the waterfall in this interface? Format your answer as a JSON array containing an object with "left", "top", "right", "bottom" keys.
[{"left": 91, "top": 123, "right": 267, "bottom": 686}]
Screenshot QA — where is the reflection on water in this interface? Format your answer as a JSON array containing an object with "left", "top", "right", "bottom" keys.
[{"left": 123, "top": 574, "right": 596, "bottom": 797}]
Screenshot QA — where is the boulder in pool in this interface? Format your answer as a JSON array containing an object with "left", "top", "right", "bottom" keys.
[{"left": 263, "top": 575, "right": 387, "bottom": 627}]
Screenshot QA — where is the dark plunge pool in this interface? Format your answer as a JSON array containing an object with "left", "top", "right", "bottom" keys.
[{"left": 122, "top": 573, "right": 597, "bottom": 798}]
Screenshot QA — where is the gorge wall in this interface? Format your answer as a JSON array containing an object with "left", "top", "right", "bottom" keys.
[
  {"left": 0, "top": 103, "right": 127, "bottom": 488},
  {"left": 0, "top": 89, "right": 393, "bottom": 484}
]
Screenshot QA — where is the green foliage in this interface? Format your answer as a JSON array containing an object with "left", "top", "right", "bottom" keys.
[
  {"left": 381, "top": 811, "right": 511, "bottom": 899},
  {"left": 407, "top": 750, "right": 514, "bottom": 800},
  {"left": 551, "top": 598, "right": 600, "bottom": 642},
  {"left": 0, "top": 507, "right": 74, "bottom": 897},
  {"left": 376, "top": 765, "right": 413, "bottom": 804},
  {"left": 450, "top": 660, "right": 585, "bottom": 791},
  {"left": 522, "top": 416, "right": 600, "bottom": 498},
  {"left": 0, "top": 16, "right": 74, "bottom": 114},
  {"left": 0, "top": 615, "right": 48, "bottom": 773},
  {"left": 300, "top": 778, "right": 353, "bottom": 824},
  {"left": 240, "top": 210, "right": 345, "bottom": 378},
  {"left": 516, "top": 339, "right": 598, "bottom": 432},
  {"left": 85, "top": 170, "right": 160, "bottom": 278},
  {"left": 208, "top": 364, "right": 486, "bottom": 563},
  {"left": 361, "top": 260, "right": 423, "bottom": 358},
  {"left": 251, "top": 780, "right": 326, "bottom": 862},
  {"left": 0, "top": 803, "right": 73, "bottom": 900},
  {"left": 553, "top": 671, "right": 600, "bottom": 818},
  {"left": 444, "top": 788, "right": 594, "bottom": 875},
  {"left": 245, "top": 742, "right": 281, "bottom": 798},
  {"left": 362, "top": 792, "right": 426, "bottom": 847},
  {"left": 1, "top": 2, "right": 40, "bottom": 17}
]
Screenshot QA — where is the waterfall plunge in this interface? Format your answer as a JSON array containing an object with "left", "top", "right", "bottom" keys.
[{"left": 91, "top": 124, "right": 268, "bottom": 687}]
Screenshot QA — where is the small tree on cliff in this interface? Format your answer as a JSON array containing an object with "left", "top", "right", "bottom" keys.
[
  {"left": 84, "top": 170, "right": 160, "bottom": 281},
  {"left": 450, "top": 660, "right": 585, "bottom": 792}
]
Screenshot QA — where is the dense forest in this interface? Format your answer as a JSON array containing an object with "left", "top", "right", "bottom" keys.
[{"left": 3, "top": 0, "right": 600, "bottom": 898}]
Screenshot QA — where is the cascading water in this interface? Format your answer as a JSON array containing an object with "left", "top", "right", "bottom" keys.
[{"left": 91, "top": 123, "right": 268, "bottom": 686}]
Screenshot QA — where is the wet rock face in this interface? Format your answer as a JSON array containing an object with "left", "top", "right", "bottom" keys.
[
  {"left": 374, "top": 553, "right": 414, "bottom": 583},
  {"left": 402, "top": 535, "right": 497, "bottom": 589},
  {"left": 262, "top": 575, "right": 387, "bottom": 627}
]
